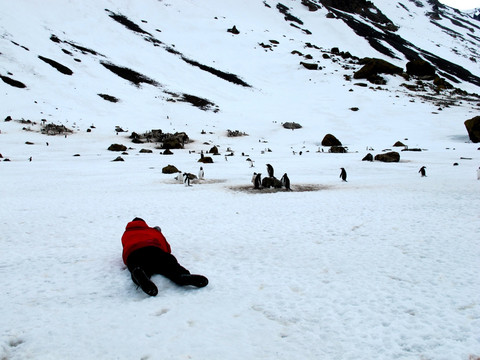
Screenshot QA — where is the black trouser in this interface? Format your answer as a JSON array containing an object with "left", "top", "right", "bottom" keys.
[{"left": 126, "top": 246, "right": 190, "bottom": 285}]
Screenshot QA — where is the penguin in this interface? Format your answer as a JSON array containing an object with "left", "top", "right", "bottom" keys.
[
  {"left": 183, "top": 172, "right": 191, "bottom": 186},
  {"left": 340, "top": 168, "right": 347, "bottom": 182},
  {"left": 198, "top": 167, "right": 204, "bottom": 180},
  {"left": 419, "top": 166, "right": 426, "bottom": 177},
  {"left": 280, "top": 173, "right": 291, "bottom": 191},
  {"left": 254, "top": 173, "right": 262, "bottom": 189},
  {"left": 266, "top": 164, "right": 274, "bottom": 178},
  {"left": 174, "top": 172, "right": 183, "bottom": 183}
]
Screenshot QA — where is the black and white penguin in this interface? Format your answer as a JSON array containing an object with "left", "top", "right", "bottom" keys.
[
  {"left": 254, "top": 173, "right": 262, "bottom": 189},
  {"left": 266, "top": 164, "right": 274, "bottom": 178},
  {"left": 183, "top": 172, "right": 191, "bottom": 186},
  {"left": 280, "top": 173, "right": 291, "bottom": 190},
  {"left": 340, "top": 168, "right": 347, "bottom": 182},
  {"left": 419, "top": 166, "right": 426, "bottom": 177}
]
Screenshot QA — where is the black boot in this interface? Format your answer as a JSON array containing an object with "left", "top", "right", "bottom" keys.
[
  {"left": 132, "top": 268, "right": 158, "bottom": 296},
  {"left": 177, "top": 274, "right": 208, "bottom": 288}
]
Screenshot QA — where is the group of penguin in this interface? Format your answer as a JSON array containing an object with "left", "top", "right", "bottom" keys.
[
  {"left": 252, "top": 164, "right": 291, "bottom": 190},
  {"left": 251, "top": 164, "right": 428, "bottom": 190},
  {"left": 178, "top": 162, "right": 428, "bottom": 189}
]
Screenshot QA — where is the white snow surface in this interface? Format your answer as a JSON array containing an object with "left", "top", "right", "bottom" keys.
[{"left": 1, "top": 1, "right": 480, "bottom": 359}]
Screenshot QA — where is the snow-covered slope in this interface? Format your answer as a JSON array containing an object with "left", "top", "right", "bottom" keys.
[{"left": 1, "top": 1, "right": 479, "bottom": 359}]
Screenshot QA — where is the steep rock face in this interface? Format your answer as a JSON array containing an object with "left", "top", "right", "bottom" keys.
[
  {"left": 319, "top": 0, "right": 394, "bottom": 27},
  {"left": 406, "top": 60, "right": 436, "bottom": 77},
  {"left": 465, "top": 116, "right": 480, "bottom": 143},
  {"left": 354, "top": 58, "right": 403, "bottom": 83}
]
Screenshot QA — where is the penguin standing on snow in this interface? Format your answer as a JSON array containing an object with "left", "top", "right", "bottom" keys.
[
  {"left": 340, "top": 168, "right": 347, "bottom": 182},
  {"left": 266, "top": 164, "right": 274, "bottom": 178},
  {"left": 198, "top": 167, "right": 204, "bottom": 180},
  {"left": 254, "top": 173, "right": 262, "bottom": 189},
  {"left": 419, "top": 166, "right": 427, "bottom": 177},
  {"left": 280, "top": 173, "right": 291, "bottom": 191},
  {"left": 183, "top": 172, "right": 192, "bottom": 186}
]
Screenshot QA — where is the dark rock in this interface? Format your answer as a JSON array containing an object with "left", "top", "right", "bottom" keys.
[
  {"left": 465, "top": 116, "right": 480, "bottom": 143},
  {"left": 354, "top": 58, "right": 403, "bottom": 82},
  {"left": 198, "top": 156, "right": 214, "bottom": 163},
  {"left": 38, "top": 55, "right": 73, "bottom": 75},
  {"left": 401, "top": 148, "right": 422, "bottom": 152},
  {"left": 321, "top": 134, "right": 342, "bottom": 146},
  {"left": 302, "top": 0, "right": 320, "bottom": 11},
  {"left": 374, "top": 151, "right": 400, "bottom": 162},
  {"left": 433, "top": 76, "right": 453, "bottom": 90},
  {"left": 0, "top": 75, "right": 26, "bottom": 88},
  {"left": 227, "top": 129, "right": 247, "bottom": 137},
  {"left": 98, "top": 93, "right": 119, "bottom": 103},
  {"left": 139, "top": 149, "right": 153, "bottom": 153},
  {"left": 300, "top": 62, "right": 318, "bottom": 70},
  {"left": 162, "top": 149, "right": 173, "bottom": 155},
  {"left": 406, "top": 59, "right": 436, "bottom": 77},
  {"left": 319, "top": 0, "right": 395, "bottom": 26},
  {"left": 329, "top": 146, "right": 347, "bottom": 153},
  {"left": 108, "top": 144, "right": 127, "bottom": 151},
  {"left": 393, "top": 141, "right": 405, "bottom": 147},
  {"left": 283, "top": 122, "right": 302, "bottom": 130},
  {"left": 162, "top": 165, "right": 179, "bottom": 174},
  {"left": 209, "top": 145, "right": 219, "bottom": 154},
  {"left": 227, "top": 25, "right": 240, "bottom": 34},
  {"left": 42, "top": 123, "right": 73, "bottom": 135},
  {"left": 362, "top": 153, "right": 373, "bottom": 161},
  {"left": 112, "top": 156, "right": 124, "bottom": 162}
]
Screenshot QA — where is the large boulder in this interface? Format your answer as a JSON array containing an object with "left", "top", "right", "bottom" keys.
[
  {"left": 162, "top": 165, "right": 179, "bottom": 174},
  {"left": 362, "top": 153, "right": 373, "bottom": 161},
  {"left": 329, "top": 146, "right": 347, "bottom": 153},
  {"left": 322, "top": 134, "right": 342, "bottom": 146},
  {"left": 283, "top": 122, "right": 302, "bottom": 130},
  {"left": 209, "top": 145, "right": 219, "bottom": 154},
  {"left": 198, "top": 156, "right": 214, "bottom": 164},
  {"left": 406, "top": 59, "right": 436, "bottom": 77},
  {"left": 354, "top": 58, "right": 403, "bottom": 83},
  {"left": 108, "top": 144, "right": 127, "bottom": 152},
  {"left": 464, "top": 116, "right": 480, "bottom": 143},
  {"left": 375, "top": 151, "right": 400, "bottom": 162}
]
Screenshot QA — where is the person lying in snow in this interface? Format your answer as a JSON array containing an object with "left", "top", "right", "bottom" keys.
[{"left": 121, "top": 217, "right": 208, "bottom": 296}]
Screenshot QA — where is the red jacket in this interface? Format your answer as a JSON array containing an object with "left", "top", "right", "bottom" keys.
[{"left": 121, "top": 219, "right": 171, "bottom": 264}]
